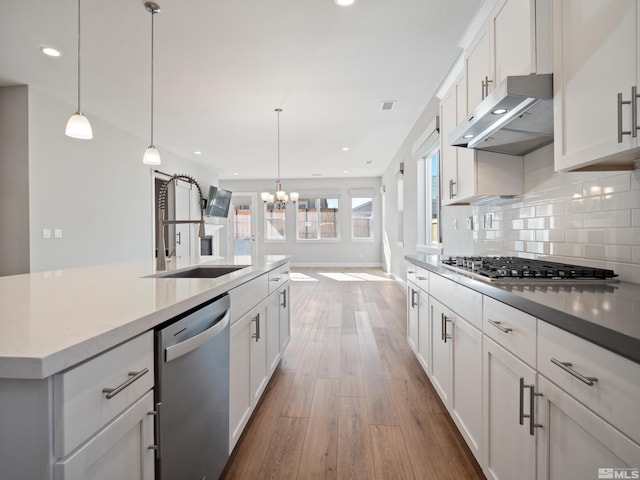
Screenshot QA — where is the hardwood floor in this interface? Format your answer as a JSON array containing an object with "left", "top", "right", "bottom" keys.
[{"left": 221, "top": 268, "right": 484, "bottom": 480}]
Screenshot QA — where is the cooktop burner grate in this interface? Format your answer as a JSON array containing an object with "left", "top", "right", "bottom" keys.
[{"left": 441, "top": 256, "right": 618, "bottom": 282}]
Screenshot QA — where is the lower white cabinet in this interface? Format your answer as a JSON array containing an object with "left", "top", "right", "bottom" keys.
[
  {"left": 279, "top": 285, "right": 291, "bottom": 352},
  {"left": 54, "top": 390, "right": 155, "bottom": 480},
  {"left": 483, "top": 336, "right": 537, "bottom": 480},
  {"left": 229, "top": 301, "right": 268, "bottom": 452},
  {"left": 430, "top": 296, "right": 483, "bottom": 463},
  {"left": 536, "top": 375, "right": 640, "bottom": 480},
  {"left": 267, "top": 292, "right": 281, "bottom": 374}
]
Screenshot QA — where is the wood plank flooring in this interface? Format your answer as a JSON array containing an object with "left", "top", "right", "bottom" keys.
[{"left": 221, "top": 268, "right": 484, "bottom": 480}]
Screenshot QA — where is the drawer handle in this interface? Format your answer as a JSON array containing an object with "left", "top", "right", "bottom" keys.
[
  {"left": 102, "top": 368, "right": 149, "bottom": 399},
  {"left": 417, "top": 276, "right": 427, "bottom": 281},
  {"left": 550, "top": 358, "right": 598, "bottom": 386},
  {"left": 488, "top": 319, "right": 513, "bottom": 334},
  {"left": 270, "top": 277, "right": 281, "bottom": 282}
]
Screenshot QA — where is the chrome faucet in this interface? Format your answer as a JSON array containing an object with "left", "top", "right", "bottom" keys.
[{"left": 156, "top": 174, "right": 206, "bottom": 271}]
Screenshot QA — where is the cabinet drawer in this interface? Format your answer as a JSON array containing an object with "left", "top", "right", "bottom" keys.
[
  {"left": 53, "top": 331, "right": 154, "bottom": 458},
  {"left": 538, "top": 322, "right": 640, "bottom": 444},
  {"left": 268, "top": 263, "right": 290, "bottom": 294},
  {"left": 483, "top": 297, "right": 536, "bottom": 367},
  {"left": 407, "top": 264, "right": 417, "bottom": 284},
  {"left": 430, "top": 273, "right": 482, "bottom": 329},
  {"left": 229, "top": 273, "right": 269, "bottom": 323}
]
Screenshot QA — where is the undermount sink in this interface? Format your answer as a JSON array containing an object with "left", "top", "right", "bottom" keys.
[{"left": 154, "top": 266, "right": 246, "bottom": 279}]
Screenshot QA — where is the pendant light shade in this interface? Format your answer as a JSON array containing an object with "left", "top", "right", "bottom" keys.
[
  {"left": 143, "top": 146, "right": 161, "bottom": 165},
  {"left": 143, "top": 2, "right": 161, "bottom": 165},
  {"left": 65, "top": 112, "right": 93, "bottom": 139},
  {"left": 66, "top": 0, "right": 93, "bottom": 139}
]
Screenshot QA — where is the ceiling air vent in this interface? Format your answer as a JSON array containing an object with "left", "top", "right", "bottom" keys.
[{"left": 381, "top": 101, "right": 395, "bottom": 111}]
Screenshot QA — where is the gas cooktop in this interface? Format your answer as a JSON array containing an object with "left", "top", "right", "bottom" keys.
[{"left": 441, "top": 256, "right": 618, "bottom": 283}]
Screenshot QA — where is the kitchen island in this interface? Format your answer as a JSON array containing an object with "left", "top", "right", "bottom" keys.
[{"left": 0, "top": 255, "right": 291, "bottom": 480}]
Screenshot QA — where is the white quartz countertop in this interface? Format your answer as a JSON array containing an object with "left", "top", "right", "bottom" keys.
[{"left": 0, "top": 255, "right": 290, "bottom": 379}]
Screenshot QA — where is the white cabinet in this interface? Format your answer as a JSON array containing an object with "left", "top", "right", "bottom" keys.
[
  {"left": 553, "top": 0, "right": 640, "bottom": 171},
  {"left": 536, "top": 375, "right": 640, "bottom": 480},
  {"left": 466, "top": 25, "right": 492, "bottom": 114},
  {"left": 228, "top": 262, "right": 291, "bottom": 453},
  {"left": 416, "top": 288, "right": 430, "bottom": 374},
  {"left": 54, "top": 391, "right": 155, "bottom": 480},
  {"left": 483, "top": 336, "right": 537, "bottom": 480},
  {"left": 407, "top": 282, "right": 420, "bottom": 354},
  {"left": 440, "top": 73, "right": 524, "bottom": 206},
  {"left": 229, "top": 300, "right": 267, "bottom": 451},
  {"left": 430, "top": 296, "right": 483, "bottom": 463}
]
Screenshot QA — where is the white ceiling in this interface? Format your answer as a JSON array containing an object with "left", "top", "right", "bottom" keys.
[{"left": 0, "top": 0, "right": 480, "bottom": 180}]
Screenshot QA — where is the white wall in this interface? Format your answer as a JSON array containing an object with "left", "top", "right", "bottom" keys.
[
  {"left": 2, "top": 86, "right": 219, "bottom": 273},
  {"left": 219, "top": 177, "right": 382, "bottom": 267}
]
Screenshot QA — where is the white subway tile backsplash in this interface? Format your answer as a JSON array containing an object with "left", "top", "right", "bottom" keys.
[
  {"left": 442, "top": 148, "right": 640, "bottom": 282},
  {"left": 583, "top": 210, "right": 631, "bottom": 228}
]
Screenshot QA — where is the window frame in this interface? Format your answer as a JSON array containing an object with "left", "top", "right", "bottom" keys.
[
  {"left": 263, "top": 203, "right": 287, "bottom": 243},
  {"left": 351, "top": 196, "right": 374, "bottom": 242},
  {"left": 295, "top": 197, "right": 341, "bottom": 242}
]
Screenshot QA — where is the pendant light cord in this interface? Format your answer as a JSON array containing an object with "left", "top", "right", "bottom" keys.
[
  {"left": 76, "top": 0, "right": 82, "bottom": 112},
  {"left": 150, "top": 9, "right": 155, "bottom": 146},
  {"left": 276, "top": 108, "right": 282, "bottom": 181}
]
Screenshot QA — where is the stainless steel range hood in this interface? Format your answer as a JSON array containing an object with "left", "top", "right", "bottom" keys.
[{"left": 450, "top": 74, "right": 553, "bottom": 156}]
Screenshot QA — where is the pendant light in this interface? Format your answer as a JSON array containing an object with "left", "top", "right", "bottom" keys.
[
  {"left": 65, "top": 0, "right": 93, "bottom": 139},
  {"left": 143, "top": 2, "right": 161, "bottom": 165},
  {"left": 261, "top": 108, "right": 299, "bottom": 208}
]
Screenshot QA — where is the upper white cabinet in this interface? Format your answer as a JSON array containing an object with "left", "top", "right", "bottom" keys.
[
  {"left": 440, "top": 72, "right": 524, "bottom": 206},
  {"left": 553, "top": 0, "right": 640, "bottom": 171},
  {"left": 465, "top": 0, "right": 547, "bottom": 115}
]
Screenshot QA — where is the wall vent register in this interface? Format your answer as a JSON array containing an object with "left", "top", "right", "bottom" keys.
[{"left": 441, "top": 256, "right": 618, "bottom": 284}]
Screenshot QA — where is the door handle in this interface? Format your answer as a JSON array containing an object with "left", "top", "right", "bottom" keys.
[
  {"left": 176, "top": 231, "right": 182, "bottom": 245},
  {"left": 618, "top": 91, "right": 632, "bottom": 142},
  {"left": 164, "top": 310, "right": 230, "bottom": 362},
  {"left": 252, "top": 313, "right": 261, "bottom": 342},
  {"left": 519, "top": 377, "right": 543, "bottom": 436}
]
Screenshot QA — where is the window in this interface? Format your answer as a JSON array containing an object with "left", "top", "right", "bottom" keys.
[
  {"left": 352, "top": 197, "right": 373, "bottom": 240},
  {"left": 417, "top": 148, "right": 440, "bottom": 247},
  {"left": 296, "top": 198, "right": 339, "bottom": 240},
  {"left": 232, "top": 203, "right": 252, "bottom": 255},
  {"left": 265, "top": 205, "right": 286, "bottom": 241}
]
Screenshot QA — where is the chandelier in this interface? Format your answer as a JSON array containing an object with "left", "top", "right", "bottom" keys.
[{"left": 261, "top": 108, "right": 298, "bottom": 209}]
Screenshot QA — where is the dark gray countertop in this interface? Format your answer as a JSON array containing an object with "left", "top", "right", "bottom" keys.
[{"left": 406, "top": 254, "right": 640, "bottom": 364}]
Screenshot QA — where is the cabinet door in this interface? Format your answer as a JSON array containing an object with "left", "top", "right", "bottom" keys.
[
  {"left": 266, "top": 292, "right": 281, "bottom": 374},
  {"left": 417, "top": 289, "right": 430, "bottom": 375},
  {"left": 536, "top": 375, "right": 640, "bottom": 480},
  {"left": 229, "top": 314, "right": 251, "bottom": 452},
  {"left": 450, "top": 316, "right": 483, "bottom": 463},
  {"left": 54, "top": 391, "right": 155, "bottom": 480},
  {"left": 492, "top": 0, "right": 537, "bottom": 84},
  {"left": 553, "top": 0, "right": 639, "bottom": 171},
  {"left": 279, "top": 286, "right": 291, "bottom": 351},
  {"left": 430, "top": 297, "right": 452, "bottom": 406},
  {"left": 440, "top": 86, "right": 459, "bottom": 206},
  {"left": 483, "top": 337, "right": 536, "bottom": 480},
  {"left": 250, "top": 305, "right": 268, "bottom": 407},
  {"left": 407, "top": 284, "right": 420, "bottom": 354},
  {"left": 466, "top": 25, "right": 492, "bottom": 113}
]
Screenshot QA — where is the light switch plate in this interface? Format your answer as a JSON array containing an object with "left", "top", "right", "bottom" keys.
[
  {"left": 42, "top": 228, "right": 51, "bottom": 239},
  {"left": 54, "top": 229, "right": 62, "bottom": 239}
]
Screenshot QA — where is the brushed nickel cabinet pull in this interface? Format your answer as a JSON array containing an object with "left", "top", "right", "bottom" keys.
[
  {"left": 417, "top": 276, "right": 427, "bottom": 281},
  {"left": 442, "top": 315, "right": 452, "bottom": 343},
  {"left": 618, "top": 92, "right": 632, "bottom": 142},
  {"left": 280, "top": 289, "right": 287, "bottom": 309},
  {"left": 519, "top": 378, "right": 543, "bottom": 436},
  {"left": 148, "top": 402, "right": 161, "bottom": 459},
  {"left": 488, "top": 319, "right": 512, "bottom": 334},
  {"left": 551, "top": 358, "right": 597, "bottom": 386},
  {"left": 449, "top": 179, "right": 457, "bottom": 199},
  {"left": 252, "top": 313, "right": 261, "bottom": 342},
  {"left": 411, "top": 289, "right": 418, "bottom": 308},
  {"left": 482, "top": 75, "right": 493, "bottom": 99},
  {"left": 102, "top": 368, "right": 149, "bottom": 399},
  {"left": 632, "top": 85, "right": 638, "bottom": 138}
]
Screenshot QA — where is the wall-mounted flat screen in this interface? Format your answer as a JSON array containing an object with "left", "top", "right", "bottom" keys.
[{"left": 205, "top": 186, "right": 232, "bottom": 218}]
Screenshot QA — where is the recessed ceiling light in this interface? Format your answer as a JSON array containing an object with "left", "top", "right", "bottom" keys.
[
  {"left": 463, "top": 134, "right": 475, "bottom": 139},
  {"left": 341, "top": 147, "right": 350, "bottom": 151},
  {"left": 335, "top": 0, "right": 355, "bottom": 6},
  {"left": 492, "top": 108, "right": 508, "bottom": 115},
  {"left": 233, "top": 172, "right": 239, "bottom": 176},
  {"left": 343, "top": 170, "right": 349, "bottom": 173},
  {"left": 194, "top": 151, "right": 202, "bottom": 155},
  {"left": 40, "top": 46, "right": 61, "bottom": 57}
]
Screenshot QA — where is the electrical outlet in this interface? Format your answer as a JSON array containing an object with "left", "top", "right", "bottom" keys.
[
  {"left": 466, "top": 216, "right": 474, "bottom": 230},
  {"left": 484, "top": 213, "right": 493, "bottom": 230},
  {"left": 453, "top": 219, "right": 458, "bottom": 230},
  {"left": 42, "top": 228, "right": 51, "bottom": 239},
  {"left": 54, "top": 229, "right": 63, "bottom": 238}
]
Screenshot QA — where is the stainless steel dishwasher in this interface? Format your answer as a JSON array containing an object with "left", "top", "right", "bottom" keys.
[{"left": 155, "top": 294, "right": 230, "bottom": 480}]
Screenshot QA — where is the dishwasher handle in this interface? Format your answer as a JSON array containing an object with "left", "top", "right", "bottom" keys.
[{"left": 164, "top": 309, "right": 230, "bottom": 363}]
